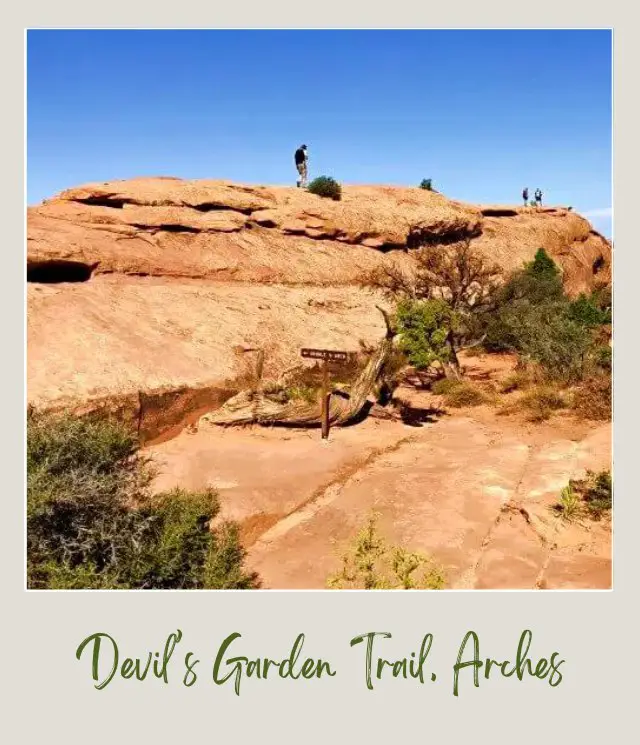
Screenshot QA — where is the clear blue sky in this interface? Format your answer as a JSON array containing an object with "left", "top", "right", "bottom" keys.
[{"left": 27, "top": 29, "right": 612, "bottom": 236}]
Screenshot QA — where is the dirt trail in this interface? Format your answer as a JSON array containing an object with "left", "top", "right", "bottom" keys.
[{"left": 149, "top": 397, "right": 611, "bottom": 590}]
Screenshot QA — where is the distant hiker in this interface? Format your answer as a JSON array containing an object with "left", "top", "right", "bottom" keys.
[
  {"left": 522, "top": 187, "right": 529, "bottom": 207},
  {"left": 535, "top": 188, "right": 543, "bottom": 208},
  {"left": 295, "top": 144, "right": 308, "bottom": 188}
]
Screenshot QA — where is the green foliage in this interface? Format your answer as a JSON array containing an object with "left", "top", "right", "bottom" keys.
[
  {"left": 568, "top": 293, "right": 609, "bottom": 328},
  {"left": 580, "top": 470, "right": 612, "bottom": 520},
  {"left": 396, "top": 298, "right": 454, "bottom": 371},
  {"left": 556, "top": 484, "right": 581, "bottom": 521},
  {"left": 27, "top": 410, "right": 259, "bottom": 590},
  {"left": 591, "top": 286, "right": 612, "bottom": 323},
  {"left": 419, "top": 179, "right": 433, "bottom": 191},
  {"left": 592, "top": 345, "right": 612, "bottom": 372},
  {"left": 307, "top": 175, "right": 342, "bottom": 201},
  {"left": 530, "top": 248, "right": 561, "bottom": 279},
  {"left": 554, "top": 470, "right": 612, "bottom": 522},
  {"left": 283, "top": 384, "right": 318, "bottom": 404},
  {"left": 484, "top": 250, "right": 593, "bottom": 380},
  {"left": 327, "top": 512, "right": 445, "bottom": 590}
]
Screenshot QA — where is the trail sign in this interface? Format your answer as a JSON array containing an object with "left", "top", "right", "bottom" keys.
[
  {"left": 300, "top": 348, "right": 353, "bottom": 439},
  {"left": 301, "top": 348, "right": 351, "bottom": 362}
]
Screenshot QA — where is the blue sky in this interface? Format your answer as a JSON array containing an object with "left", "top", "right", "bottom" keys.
[{"left": 27, "top": 29, "right": 612, "bottom": 236}]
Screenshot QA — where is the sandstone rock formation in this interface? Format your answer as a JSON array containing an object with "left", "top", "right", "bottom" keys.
[{"left": 27, "top": 178, "right": 612, "bottom": 441}]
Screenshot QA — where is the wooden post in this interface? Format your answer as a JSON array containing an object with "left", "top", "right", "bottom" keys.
[
  {"left": 321, "top": 358, "right": 329, "bottom": 439},
  {"left": 300, "top": 348, "right": 352, "bottom": 441}
]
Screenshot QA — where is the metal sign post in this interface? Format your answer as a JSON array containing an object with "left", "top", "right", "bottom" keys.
[{"left": 300, "top": 348, "right": 351, "bottom": 440}]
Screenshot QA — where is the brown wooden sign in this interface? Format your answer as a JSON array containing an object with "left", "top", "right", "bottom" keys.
[
  {"left": 301, "top": 348, "right": 352, "bottom": 362},
  {"left": 300, "top": 348, "right": 353, "bottom": 439}
]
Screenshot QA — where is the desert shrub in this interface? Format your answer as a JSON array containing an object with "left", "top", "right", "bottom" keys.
[
  {"left": 27, "top": 410, "right": 259, "bottom": 589},
  {"left": 500, "top": 371, "right": 532, "bottom": 393},
  {"left": 553, "top": 470, "right": 612, "bottom": 522},
  {"left": 568, "top": 293, "right": 609, "bottom": 328},
  {"left": 483, "top": 249, "right": 609, "bottom": 383},
  {"left": 307, "top": 176, "right": 342, "bottom": 201},
  {"left": 419, "top": 179, "right": 433, "bottom": 191},
  {"left": 485, "top": 262, "right": 590, "bottom": 381},
  {"left": 396, "top": 298, "right": 455, "bottom": 371},
  {"left": 327, "top": 512, "right": 445, "bottom": 590},
  {"left": 580, "top": 470, "right": 612, "bottom": 520},
  {"left": 555, "top": 484, "right": 581, "bottom": 521},
  {"left": 519, "top": 386, "right": 568, "bottom": 422},
  {"left": 432, "top": 378, "right": 486, "bottom": 407},
  {"left": 445, "top": 384, "right": 486, "bottom": 407},
  {"left": 431, "top": 378, "right": 460, "bottom": 396},
  {"left": 572, "top": 373, "right": 611, "bottom": 420},
  {"left": 593, "top": 345, "right": 612, "bottom": 372},
  {"left": 362, "top": 238, "right": 502, "bottom": 377}
]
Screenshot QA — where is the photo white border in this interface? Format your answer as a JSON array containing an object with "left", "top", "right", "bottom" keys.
[{"left": 5, "top": 5, "right": 637, "bottom": 742}]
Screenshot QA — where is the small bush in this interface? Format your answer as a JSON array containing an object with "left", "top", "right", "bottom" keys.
[
  {"left": 572, "top": 374, "right": 611, "bottom": 421},
  {"left": 519, "top": 386, "right": 568, "bottom": 422},
  {"left": 568, "top": 293, "right": 608, "bottom": 328},
  {"left": 419, "top": 179, "right": 433, "bottom": 191},
  {"left": 432, "top": 379, "right": 486, "bottom": 407},
  {"left": 555, "top": 484, "right": 581, "bottom": 521},
  {"left": 396, "top": 298, "right": 455, "bottom": 371},
  {"left": 431, "top": 378, "right": 460, "bottom": 396},
  {"left": 27, "top": 410, "right": 259, "bottom": 589},
  {"left": 554, "top": 470, "right": 612, "bottom": 522},
  {"left": 327, "top": 512, "right": 445, "bottom": 590},
  {"left": 307, "top": 176, "right": 342, "bottom": 201},
  {"left": 446, "top": 384, "right": 486, "bottom": 408},
  {"left": 592, "top": 345, "right": 612, "bottom": 373},
  {"left": 500, "top": 370, "right": 533, "bottom": 393},
  {"left": 580, "top": 470, "right": 612, "bottom": 520}
]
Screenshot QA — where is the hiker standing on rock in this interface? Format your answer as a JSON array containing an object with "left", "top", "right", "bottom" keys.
[
  {"left": 295, "top": 144, "right": 308, "bottom": 188},
  {"left": 535, "top": 188, "right": 543, "bottom": 208},
  {"left": 522, "top": 187, "right": 529, "bottom": 207}
]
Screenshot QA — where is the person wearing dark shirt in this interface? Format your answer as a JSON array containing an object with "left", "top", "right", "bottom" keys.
[
  {"left": 522, "top": 187, "right": 529, "bottom": 206},
  {"left": 534, "top": 188, "right": 543, "bottom": 208},
  {"left": 294, "top": 144, "right": 308, "bottom": 188}
]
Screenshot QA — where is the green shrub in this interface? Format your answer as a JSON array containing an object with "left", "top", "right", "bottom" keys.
[
  {"left": 419, "top": 179, "right": 433, "bottom": 191},
  {"left": 307, "top": 176, "right": 342, "bottom": 201},
  {"left": 554, "top": 470, "right": 612, "bottom": 522},
  {"left": 489, "top": 303, "right": 589, "bottom": 381},
  {"left": 593, "top": 345, "right": 612, "bottom": 372},
  {"left": 396, "top": 298, "right": 455, "bottom": 371},
  {"left": 568, "top": 293, "right": 608, "bottom": 328},
  {"left": 555, "top": 484, "right": 581, "bottom": 521},
  {"left": 327, "top": 512, "right": 445, "bottom": 590},
  {"left": 27, "top": 410, "right": 259, "bottom": 589},
  {"left": 580, "top": 470, "right": 612, "bottom": 520}
]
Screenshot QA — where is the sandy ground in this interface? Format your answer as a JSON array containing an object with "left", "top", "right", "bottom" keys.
[{"left": 149, "top": 354, "right": 611, "bottom": 590}]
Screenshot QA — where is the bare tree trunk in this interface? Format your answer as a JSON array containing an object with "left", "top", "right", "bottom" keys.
[
  {"left": 202, "top": 308, "right": 397, "bottom": 428},
  {"left": 443, "top": 330, "right": 462, "bottom": 379}
]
